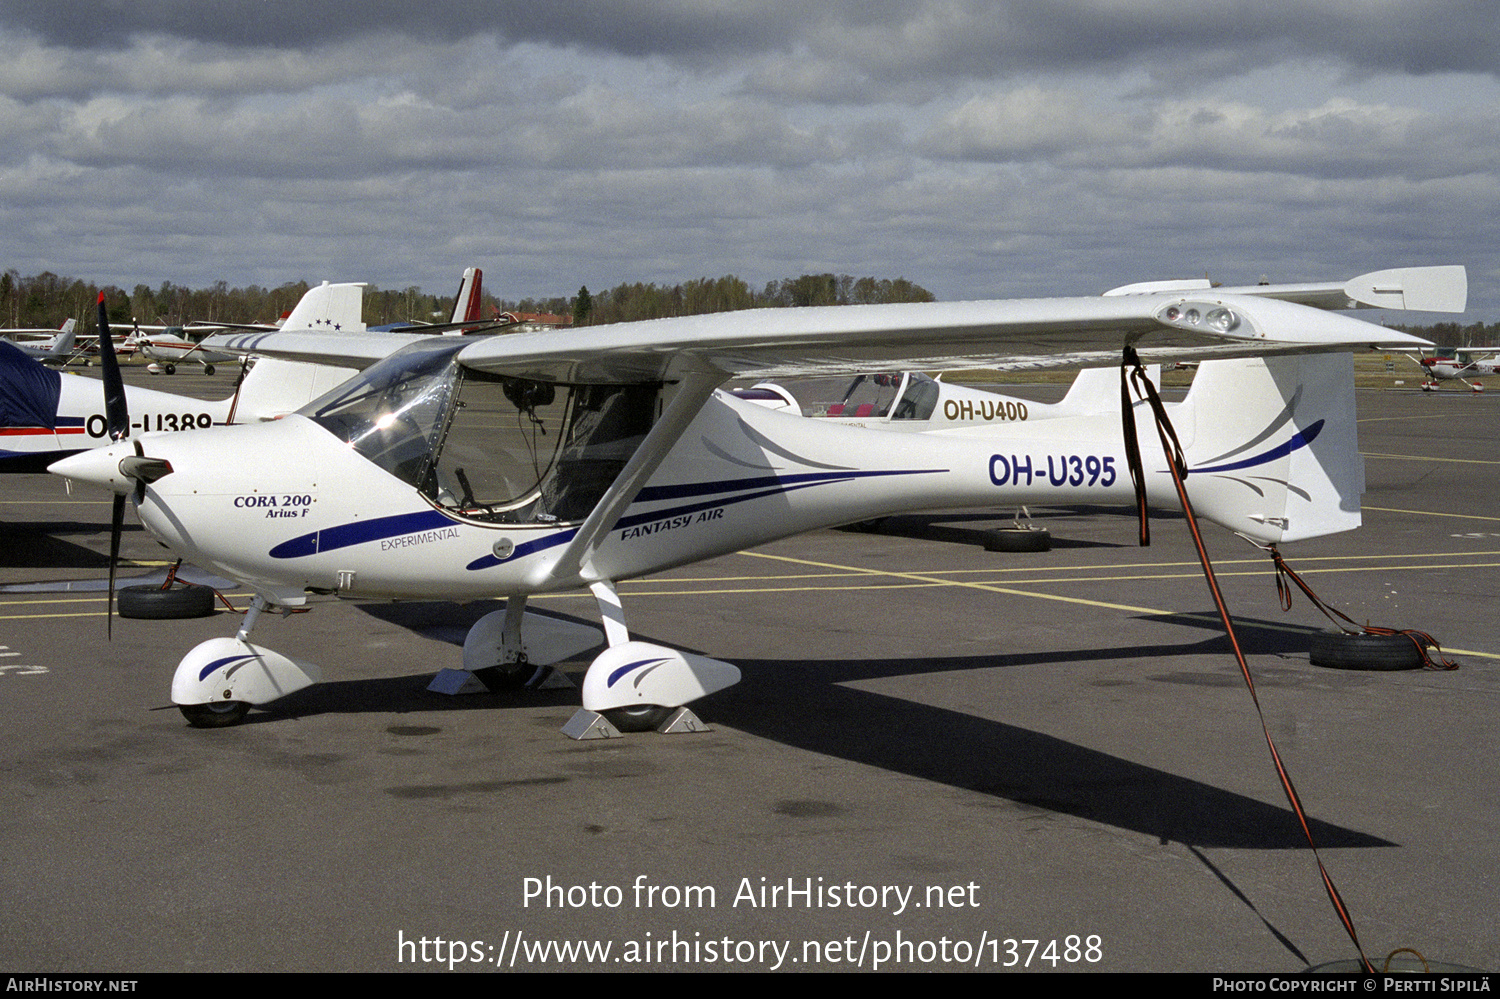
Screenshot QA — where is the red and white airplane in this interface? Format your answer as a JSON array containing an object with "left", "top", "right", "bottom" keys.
[{"left": 1413, "top": 347, "right": 1499, "bottom": 392}]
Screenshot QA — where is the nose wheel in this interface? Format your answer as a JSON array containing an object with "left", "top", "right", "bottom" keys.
[
  {"left": 179, "top": 700, "right": 250, "bottom": 728},
  {"left": 601, "top": 705, "right": 673, "bottom": 733}
]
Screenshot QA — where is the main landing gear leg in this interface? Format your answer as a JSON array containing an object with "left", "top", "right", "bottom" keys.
[
  {"left": 170, "top": 594, "right": 321, "bottom": 728},
  {"left": 430, "top": 596, "right": 601, "bottom": 696},
  {"left": 563, "top": 581, "right": 741, "bottom": 740}
]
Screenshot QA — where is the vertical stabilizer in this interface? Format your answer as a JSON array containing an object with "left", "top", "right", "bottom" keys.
[
  {"left": 448, "top": 268, "right": 484, "bottom": 329},
  {"left": 280, "top": 282, "right": 368, "bottom": 334},
  {"left": 228, "top": 357, "right": 360, "bottom": 423},
  {"left": 49, "top": 327, "right": 77, "bottom": 357},
  {"left": 1174, "top": 353, "right": 1361, "bottom": 544}
]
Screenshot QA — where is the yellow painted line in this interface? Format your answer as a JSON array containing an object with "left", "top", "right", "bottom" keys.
[
  {"left": 1361, "top": 452, "right": 1500, "bottom": 465},
  {"left": 1357, "top": 414, "right": 1453, "bottom": 424},
  {"left": 0, "top": 597, "right": 116, "bottom": 607},
  {"left": 0, "top": 607, "right": 250, "bottom": 621},
  {"left": 1366, "top": 506, "right": 1500, "bottom": 523},
  {"left": 609, "top": 552, "right": 1500, "bottom": 590},
  {"left": 0, "top": 611, "right": 118, "bottom": 620},
  {"left": 0, "top": 499, "right": 114, "bottom": 505},
  {"left": 601, "top": 564, "right": 1500, "bottom": 594},
  {"left": 742, "top": 550, "right": 1169, "bottom": 615},
  {"left": 0, "top": 595, "right": 253, "bottom": 619},
  {"left": 595, "top": 563, "right": 1500, "bottom": 597},
  {"left": 654, "top": 551, "right": 1500, "bottom": 583}
]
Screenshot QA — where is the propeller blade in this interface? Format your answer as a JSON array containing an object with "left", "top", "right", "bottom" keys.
[
  {"left": 96, "top": 292, "right": 128, "bottom": 443},
  {"left": 108, "top": 492, "right": 125, "bottom": 640},
  {"left": 97, "top": 291, "right": 131, "bottom": 639}
]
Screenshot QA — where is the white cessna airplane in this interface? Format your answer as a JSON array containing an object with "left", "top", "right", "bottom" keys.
[
  {"left": 125, "top": 327, "right": 239, "bottom": 375},
  {"left": 50, "top": 266, "right": 1460, "bottom": 733},
  {"left": 1414, "top": 347, "right": 1499, "bottom": 391}
]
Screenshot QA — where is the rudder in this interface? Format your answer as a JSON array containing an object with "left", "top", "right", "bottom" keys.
[{"left": 1171, "top": 353, "right": 1361, "bottom": 544}]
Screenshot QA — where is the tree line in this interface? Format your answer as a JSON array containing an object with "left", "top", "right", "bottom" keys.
[
  {"left": 1, "top": 269, "right": 935, "bottom": 332},
  {"left": 0, "top": 271, "right": 498, "bottom": 331},
  {"left": 1389, "top": 321, "right": 1500, "bottom": 350}
]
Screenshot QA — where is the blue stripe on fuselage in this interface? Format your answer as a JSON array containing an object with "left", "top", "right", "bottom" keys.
[{"left": 1191, "top": 421, "right": 1324, "bottom": 474}]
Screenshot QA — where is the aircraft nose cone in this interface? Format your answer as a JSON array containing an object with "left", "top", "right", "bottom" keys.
[{"left": 49, "top": 442, "right": 137, "bottom": 494}]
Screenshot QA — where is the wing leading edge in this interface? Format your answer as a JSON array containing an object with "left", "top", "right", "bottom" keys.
[
  {"left": 199, "top": 269, "right": 1450, "bottom": 386},
  {"left": 454, "top": 289, "right": 1435, "bottom": 384}
]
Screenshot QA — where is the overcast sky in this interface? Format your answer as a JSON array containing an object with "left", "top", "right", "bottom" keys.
[{"left": 2, "top": 1, "right": 1496, "bottom": 319}]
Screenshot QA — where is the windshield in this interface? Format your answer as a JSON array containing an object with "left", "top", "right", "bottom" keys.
[
  {"left": 301, "top": 339, "right": 466, "bottom": 487},
  {"left": 301, "top": 340, "right": 660, "bottom": 525},
  {"left": 421, "top": 372, "right": 657, "bottom": 524},
  {"left": 890, "top": 372, "right": 939, "bottom": 420}
]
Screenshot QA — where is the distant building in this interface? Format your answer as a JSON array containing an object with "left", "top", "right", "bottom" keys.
[{"left": 495, "top": 312, "right": 573, "bottom": 333}]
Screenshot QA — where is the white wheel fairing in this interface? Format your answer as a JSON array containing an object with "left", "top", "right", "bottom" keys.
[
  {"left": 581, "top": 641, "right": 740, "bottom": 714},
  {"left": 171, "top": 636, "right": 321, "bottom": 707}
]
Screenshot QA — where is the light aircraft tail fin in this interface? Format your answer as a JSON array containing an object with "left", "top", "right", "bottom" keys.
[
  {"left": 280, "top": 281, "right": 368, "bottom": 334},
  {"left": 59, "top": 319, "right": 76, "bottom": 335},
  {"left": 227, "top": 356, "right": 359, "bottom": 423},
  {"left": 1054, "top": 364, "right": 1159, "bottom": 416},
  {"left": 50, "top": 327, "right": 76, "bottom": 356},
  {"left": 1171, "top": 352, "right": 1361, "bottom": 544},
  {"left": 447, "top": 268, "right": 484, "bottom": 329}
]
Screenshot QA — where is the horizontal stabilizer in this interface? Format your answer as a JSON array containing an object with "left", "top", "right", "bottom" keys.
[
  {"left": 1108, "top": 265, "right": 1466, "bottom": 314},
  {"left": 1343, "top": 265, "right": 1467, "bottom": 313}
]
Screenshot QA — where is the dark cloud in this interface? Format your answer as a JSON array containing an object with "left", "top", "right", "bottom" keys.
[
  {"left": 4, "top": 1, "right": 1496, "bottom": 79},
  {"left": 2, "top": 1, "right": 1496, "bottom": 316},
  {"left": 0, "top": 0, "right": 801, "bottom": 58}
]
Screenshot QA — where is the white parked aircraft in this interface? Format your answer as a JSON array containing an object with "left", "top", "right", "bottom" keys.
[
  {"left": 50, "top": 266, "right": 1461, "bottom": 733},
  {"left": 4, "top": 319, "right": 80, "bottom": 365},
  {"left": 0, "top": 284, "right": 375, "bottom": 473},
  {"left": 1, "top": 272, "right": 499, "bottom": 474},
  {"left": 1414, "top": 347, "right": 1499, "bottom": 391},
  {"left": 126, "top": 327, "right": 238, "bottom": 375}
]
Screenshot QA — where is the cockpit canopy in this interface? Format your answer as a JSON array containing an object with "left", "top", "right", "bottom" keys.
[{"left": 301, "top": 340, "right": 658, "bottom": 525}]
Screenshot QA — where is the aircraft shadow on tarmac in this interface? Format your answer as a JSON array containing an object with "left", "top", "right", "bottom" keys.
[
  {"left": 0, "top": 519, "right": 142, "bottom": 569},
  {"left": 247, "top": 599, "right": 1394, "bottom": 853}
]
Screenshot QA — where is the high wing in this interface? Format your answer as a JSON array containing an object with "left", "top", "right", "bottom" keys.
[
  {"left": 452, "top": 289, "right": 1437, "bottom": 385},
  {"left": 200, "top": 275, "right": 1444, "bottom": 387},
  {"left": 39, "top": 263, "right": 1460, "bottom": 739},
  {"left": 202, "top": 329, "right": 439, "bottom": 368}
]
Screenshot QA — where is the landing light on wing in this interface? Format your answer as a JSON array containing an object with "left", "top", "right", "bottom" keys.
[{"left": 1159, "top": 304, "right": 1241, "bottom": 334}]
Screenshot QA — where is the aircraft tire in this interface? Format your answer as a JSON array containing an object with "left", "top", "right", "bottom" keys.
[
  {"left": 164, "top": 363, "right": 175, "bottom": 374},
  {"left": 602, "top": 704, "right": 672, "bottom": 733},
  {"left": 472, "top": 661, "right": 538, "bottom": 691},
  {"left": 117, "top": 583, "right": 216, "bottom": 620},
  {"left": 1308, "top": 632, "right": 1424, "bottom": 671},
  {"left": 983, "top": 527, "right": 1051, "bottom": 553},
  {"left": 179, "top": 701, "right": 250, "bottom": 728},
  {"left": 204, "top": 364, "right": 215, "bottom": 376}
]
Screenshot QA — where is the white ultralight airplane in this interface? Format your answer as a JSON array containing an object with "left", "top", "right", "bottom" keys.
[
  {"left": 49, "top": 266, "right": 1462, "bottom": 734},
  {"left": 0, "top": 283, "right": 371, "bottom": 473}
]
